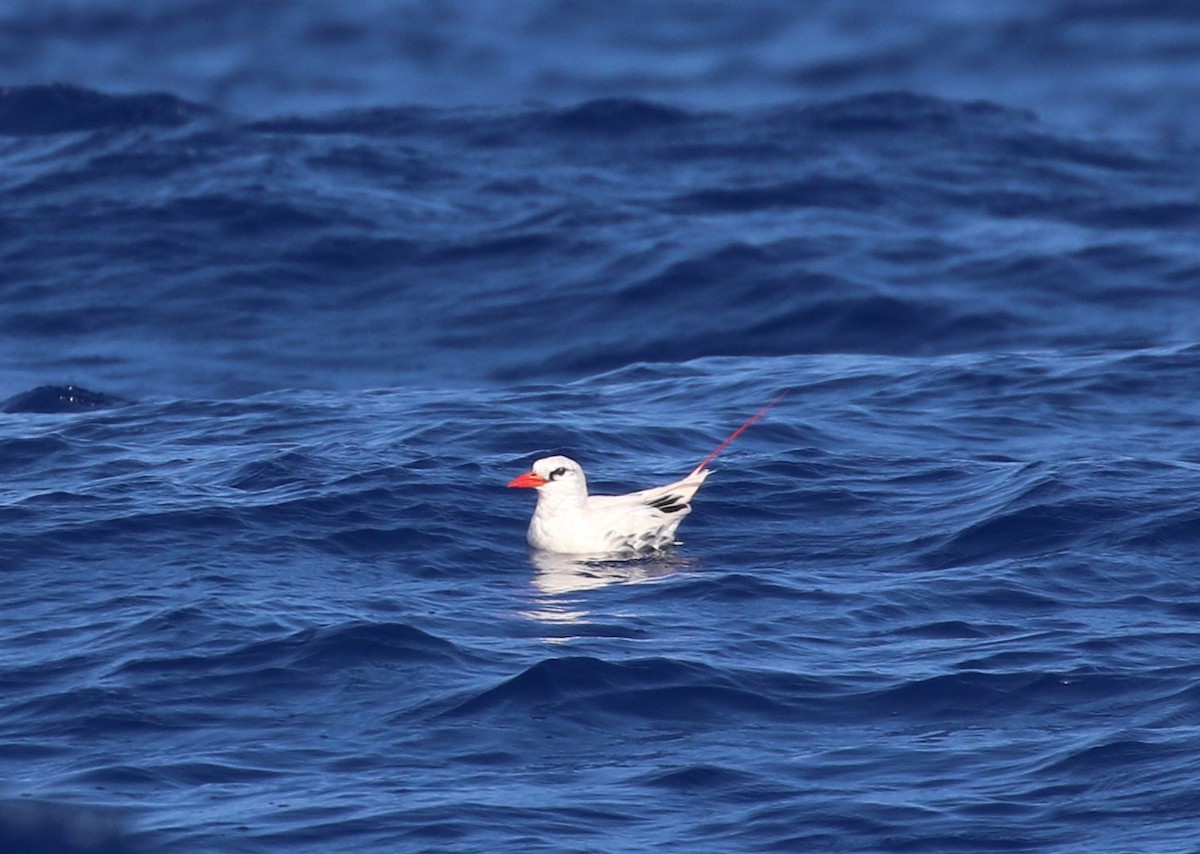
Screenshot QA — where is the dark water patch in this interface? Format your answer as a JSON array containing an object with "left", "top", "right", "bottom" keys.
[
  {"left": 999, "top": 130, "right": 1151, "bottom": 172},
  {"left": 746, "top": 293, "right": 1005, "bottom": 355},
  {"left": 228, "top": 450, "right": 322, "bottom": 492},
  {"left": 82, "top": 149, "right": 218, "bottom": 183},
  {"left": 952, "top": 646, "right": 1071, "bottom": 673},
  {"left": 895, "top": 620, "right": 991, "bottom": 640},
  {"left": 322, "top": 526, "right": 429, "bottom": 555},
  {"left": 6, "top": 686, "right": 196, "bottom": 737},
  {"left": 245, "top": 105, "right": 445, "bottom": 137},
  {"left": 925, "top": 499, "right": 1132, "bottom": 570},
  {"left": 651, "top": 572, "right": 826, "bottom": 603},
  {"left": 295, "top": 621, "right": 464, "bottom": 668},
  {"left": 26, "top": 507, "right": 252, "bottom": 547},
  {"left": 2, "top": 385, "right": 128, "bottom": 413},
  {"left": 305, "top": 143, "right": 458, "bottom": 186},
  {"left": 865, "top": 665, "right": 1167, "bottom": 725},
  {"left": 619, "top": 242, "right": 790, "bottom": 302},
  {"left": 671, "top": 176, "right": 887, "bottom": 213},
  {"left": 424, "top": 231, "right": 561, "bottom": 264},
  {"left": 531, "top": 262, "right": 1028, "bottom": 377},
  {"left": 451, "top": 750, "right": 523, "bottom": 767},
  {"left": 361, "top": 802, "right": 638, "bottom": 849},
  {"left": 0, "top": 648, "right": 110, "bottom": 694},
  {"left": 797, "top": 92, "right": 1034, "bottom": 135},
  {"left": 0, "top": 434, "right": 72, "bottom": 472},
  {"left": 154, "top": 761, "right": 282, "bottom": 787},
  {"left": 283, "top": 235, "right": 423, "bottom": 272},
  {"left": 445, "top": 656, "right": 818, "bottom": 723},
  {"left": 117, "top": 621, "right": 462, "bottom": 682},
  {"left": 67, "top": 764, "right": 163, "bottom": 787},
  {"left": 1080, "top": 200, "right": 1200, "bottom": 230},
  {"left": 950, "top": 253, "right": 1086, "bottom": 297},
  {"left": 539, "top": 97, "right": 695, "bottom": 135},
  {"left": 0, "top": 742, "right": 67, "bottom": 760},
  {"left": 856, "top": 670, "right": 1052, "bottom": 720},
  {"left": 2, "top": 307, "right": 140, "bottom": 338},
  {"left": 636, "top": 762, "right": 759, "bottom": 792},
  {"left": 1037, "top": 737, "right": 1187, "bottom": 779},
  {"left": 4, "top": 484, "right": 412, "bottom": 559},
  {"left": 155, "top": 193, "right": 330, "bottom": 236},
  {"left": 1125, "top": 508, "right": 1200, "bottom": 547},
  {"left": 0, "top": 83, "right": 207, "bottom": 136},
  {"left": 0, "top": 799, "right": 141, "bottom": 854}
]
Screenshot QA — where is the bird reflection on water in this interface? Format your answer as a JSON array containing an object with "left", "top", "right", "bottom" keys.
[
  {"left": 530, "top": 549, "right": 694, "bottom": 594},
  {"left": 520, "top": 550, "right": 698, "bottom": 634}
]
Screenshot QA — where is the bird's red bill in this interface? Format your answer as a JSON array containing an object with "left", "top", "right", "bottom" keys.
[{"left": 508, "top": 471, "right": 548, "bottom": 488}]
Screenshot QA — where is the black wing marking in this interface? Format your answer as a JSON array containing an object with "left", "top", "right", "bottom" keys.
[{"left": 646, "top": 493, "right": 688, "bottom": 514}]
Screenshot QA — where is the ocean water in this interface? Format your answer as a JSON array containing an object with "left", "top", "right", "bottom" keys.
[{"left": 3, "top": 2, "right": 1200, "bottom": 852}]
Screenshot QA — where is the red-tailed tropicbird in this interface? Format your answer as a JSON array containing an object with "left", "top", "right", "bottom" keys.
[{"left": 508, "top": 394, "right": 784, "bottom": 555}]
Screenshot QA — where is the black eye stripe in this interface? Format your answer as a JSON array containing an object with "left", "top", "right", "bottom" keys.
[{"left": 549, "top": 466, "right": 568, "bottom": 480}]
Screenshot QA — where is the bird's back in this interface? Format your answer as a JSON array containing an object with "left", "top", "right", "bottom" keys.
[{"left": 578, "top": 468, "right": 712, "bottom": 552}]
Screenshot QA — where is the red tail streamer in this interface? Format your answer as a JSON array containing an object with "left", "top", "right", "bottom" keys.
[{"left": 690, "top": 391, "right": 787, "bottom": 476}]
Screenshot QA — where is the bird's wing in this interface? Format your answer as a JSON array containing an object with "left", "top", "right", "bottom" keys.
[{"left": 588, "top": 469, "right": 712, "bottom": 516}]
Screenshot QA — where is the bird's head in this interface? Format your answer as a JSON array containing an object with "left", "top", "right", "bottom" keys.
[{"left": 507, "top": 455, "right": 587, "bottom": 496}]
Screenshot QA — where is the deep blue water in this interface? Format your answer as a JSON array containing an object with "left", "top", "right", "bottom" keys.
[{"left": 3, "top": 2, "right": 1200, "bottom": 852}]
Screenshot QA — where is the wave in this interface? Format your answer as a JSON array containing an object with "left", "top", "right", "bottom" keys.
[
  {"left": 445, "top": 655, "right": 823, "bottom": 723},
  {"left": 2, "top": 384, "right": 127, "bottom": 413},
  {"left": 2, "top": 88, "right": 1199, "bottom": 396},
  {"left": 0, "top": 83, "right": 209, "bottom": 136}
]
